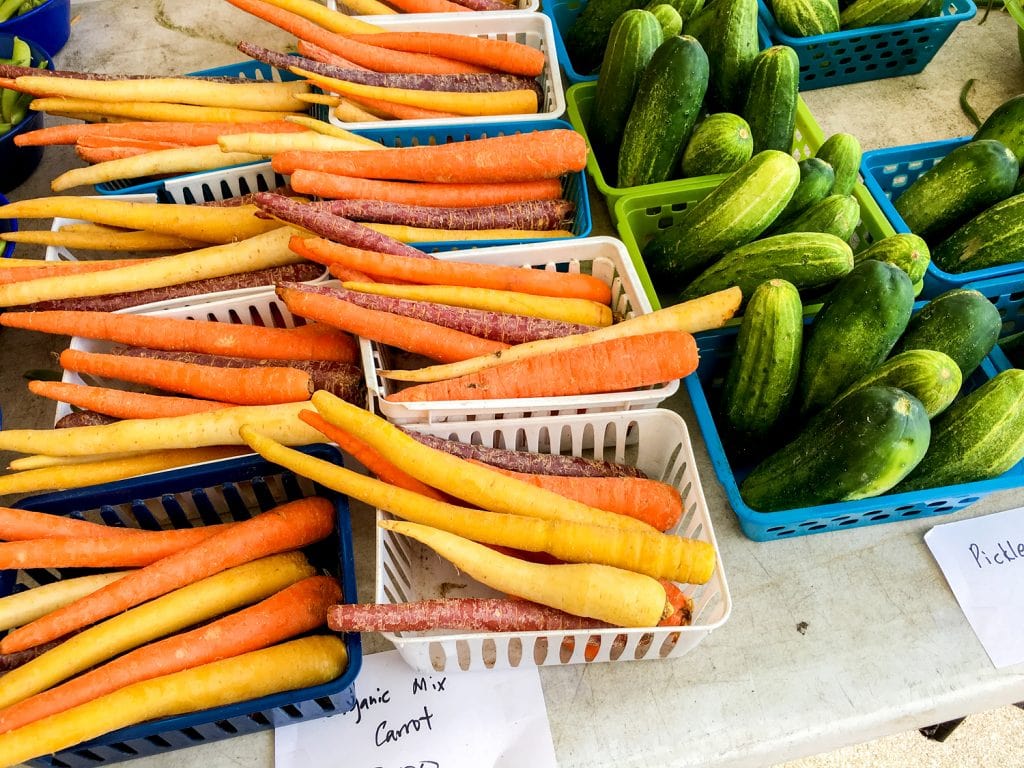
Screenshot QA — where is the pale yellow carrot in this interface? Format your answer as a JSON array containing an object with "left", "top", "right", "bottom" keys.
[
  {"left": 284, "top": 115, "right": 384, "bottom": 147},
  {"left": 0, "top": 573, "right": 129, "bottom": 632},
  {"left": 9, "top": 452, "right": 154, "bottom": 471},
  {"left": 29, "top": 98, "right": 298, "bottom": 123},
  {"left": 217, "top": 131, "right": 378, "bottom": 156},
  {"left": 255, "top": 0, "right": 387, "bottom": 32},
  {"left": 333, "top": 98, "right": 384, "bottom": 122},
  {"left": 1, "top": 230, "right": 204, "bottom": 251}
]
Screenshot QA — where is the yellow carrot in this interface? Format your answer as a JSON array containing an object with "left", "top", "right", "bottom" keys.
[
  {"left": 29, "top": 97, "right": 298, "bottom": 123},
  {"left": 381, "top": 520, "right": 668, "bottom": 627},
  {"left": 9, "top": 453, "right": 142, "bottom": 471},
  {"left": 217, "top": 131, "right": 379, "bottom": 155},
  {"left": 0, "top": 552, "right": 313, "bottom": 710},
  {"left": 0, "top": 635, "right": 347, "bottom": 768},
  {"left": 322, "top": 0, "right": 397, "bottom": 16},
  {"left": 1, "top": 229, "right": 204, "bottom": 251},
  {"left": 256, "top": 0, "right": 386, "bottom": 31},
  {"left": 365, "top": 223, "right": 574, "bottom": 242},
  {"left": 0, "top": 573, "right": 129, "bottom": 632},
  {"left": 382, "top": 285, "right": 742, "bottom": 382},
  {"left": 334, "top": 98, "right": 385, "bottom": 123},
  {"left": 284, "top": 114, "right": 384, "bottom": 147}
]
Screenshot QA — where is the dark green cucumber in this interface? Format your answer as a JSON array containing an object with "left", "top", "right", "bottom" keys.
[
  {"left": 721, "top": 279, "right": 803, "bottom": 438},
  {"left": 890, "top": 288, "right": 1001, "bottom": 378},
  {"left": 618, "top": 35, "right": 710, "bottom": 187},
  {"left": 839, "top": 0, "right": 928, "bottom": 28},
  {"left": 893, "top": 139, "right": 1019, "bottom": 243},
  {"left": 815, "top": 133, "right": 861, "bottom": 197},
  {"left": 797, "top": 259, "right": 914, "bottom": 417},
  {"left": 771, "top": 0, "right": 840, "bottom": 36},
  {"left": 773, "top": 194, "right": 860, "bottom": 241},
  {"left": 932, "top": 192, "right": 1024, "bottom": 273},
  {"left": 1000, "top": 330, "right": 1024, "bottom": 367},
  {"left": 566, "top": 0, "right": 648, "bottom": 75},
  {"left": 649, "top": 3, "right": 684, "bottom": 37},
  {"left": 853, "top": 233, "right": 930, "bottom": 283},
  {"left": 589, "top": 10, "right": 664, "bottom": 168},
  {"left": 682, "top": 3, "right": 717, "bottom": 46},
  {"left": 1015, "top": 174, "right": 1024, "bottom": 195},
  {"left": 652, "top": 0, "right": 704, "bottom": 24},
  {"left": 776, "top": 157, "right": 835, "bottom": 221},
  {"left": 894, "top": 369, "right": 1024, "bottom": 492},
  {"left": 974, "top": 94, "right": 1024, "bottom": 163},
  {"left": 740, "top": 385, "right": 931, "bottom": 512},
  {"left": 834, "top": 349, "right": 962, "bottom": 418},
  {"left": 679, "top": 231, "right": 854, "bottom": 302},
  {"left": 911, "top": 0, "right": 942, "bottom": 18},
  {"left": 742, "top": 46, "right": 799, "bottom": 154},
  {"left": 705, "top": 0, "right": 759, "bottom": 112},
  {"left": 642, "top": 150, "right": 800, "bottom": 288},
  {"left": 680, "top": 113, "right": 753, "bottom": 177}
]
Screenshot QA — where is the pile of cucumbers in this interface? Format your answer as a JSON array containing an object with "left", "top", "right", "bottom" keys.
[
  {"left": 892, "top": 94, "right": 1024, "bottom": 275},
  {"left": 767, "top": 0, "right": 942, "bottom": 37},
  {"left": 719, "top": 265, "right": 1024, "bottom": 513}
]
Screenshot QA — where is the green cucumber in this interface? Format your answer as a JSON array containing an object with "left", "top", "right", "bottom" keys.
[
  {"left": 740, "top": 385, "right": 931, "bottom": 512},
  {"left": 893, "top": 139, "right": 1020, "bottom": 243},
  {"left": 853, "top": 233, "right": 930, "bottom": 283},
  {"left": 721, "top": 279, "right": 803, "bottom": 439},
  {"left": 797, "top": 259, "right": 914, "bottom": 417},
  {"left": 773, "top": 194, "right": 860, "bottom": 241},
  {"left": 815, "top": 133, "right": 861, "bottom": 197},
  {"left": 834, "top": 349, "right": 962, "bottom": 418},
  {"left": 776, "top": 157, "right": 835, "bottom": 221},
  {"left": 680, "top": 113, "right": 754, "bottom": 177},
  {"left": 618, "top": 35, "right": 710, "bottom": 187},
  {"left": 932, "top": 192, "right": 1024, "bottom": 273},
  {"left": 706, "top": 0, "right": 759, "bottom": 112},
  {"left": 649, "top": 4, "right": 684, "bottom": 37},
  {"left": 890, "top": 288, "right": 1001, "bottom": 378},
  {"left": 911, "top": 0, "right": 942, "bottom": 17},
  {"left": 894, "top": 369, "right": 1024, "bottom": 492},
  {"left": 742, "top": 46, "right": 799, "bottom": 154},
  {"left": 652, "top": 0, "right": 705, "bottom": 23},
  {"left": 642, "top": 150, "right": 800, "bottom": 288},
  {"left": 682, "top": 3, "right": 717, "bottom": 46},
  {"left": 589, "top": 10, "right": 664, "bottom": 168},
  {"left": 974, "top": 94, "right": 1024, "bottom": 164},
  {"left": 566, "top": 0, "right": 648, "bottom": 75},
  {"left": 678, "top": 231, "right": 854, "bottom": 303},
  {"left": 839, "top": 0, "right": 928, "bottom": 28},
  {"left": 771, "top": 0, "right": 840, "bottom": 35}
]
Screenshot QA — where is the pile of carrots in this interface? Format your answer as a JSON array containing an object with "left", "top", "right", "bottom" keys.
[
  {"left": 321, "top": 0, "right": 520, "bottom": 16},
  {"left": 0, "top": 497, "right": 351, "bottom": 767}
]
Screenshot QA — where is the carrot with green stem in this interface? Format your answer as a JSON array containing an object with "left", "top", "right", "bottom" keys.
[
  {"left": 27, "top": 382, "right": 228, "bottom": 420},
  {"left": 347, "top": 32, "right": 547, "bottom": 77},
  {"left": 0, "top": 575, "right": 340, "bottom": 735},
  {"left": 294, "top": 35, "right": 493, "bottom": 76},
  {"left": 0, "top": 497, "right": 334, "bottom": 655},
  {"left": 14, "top": 120, "right": 307, "bottom": 148}
]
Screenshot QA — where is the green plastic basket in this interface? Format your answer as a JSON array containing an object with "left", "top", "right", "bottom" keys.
[{"left": 566, "top": 80, "right": 827, "bottom": 224}]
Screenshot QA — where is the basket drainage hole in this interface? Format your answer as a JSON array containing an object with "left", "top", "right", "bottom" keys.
[
  {"left": 72, "top": 750, "right": 104, "bottom": 763},
  {"left": 282, "top": 704, "right": 304, "bottom": 719},
  {"left": 958, "top": 497, "right": 980, "bottom": 505},
  {"left": 900, "top": 509, "right": 923, "bottom": 517},
  {"left": 249, "top": 712, "right": 271, "bottom": 726},
  {"left": 932, "top": 506, "right": 954, "bottom": 513},
  {"left": 657, "top": 216, "right": 673, "bottom": 229},
  {"left": 867, "top": 513, "right": 890, "bottom": 521},
  {"left": 670, "top": 202, "right": 687, "bottom": 212},
  {"left": 145, "top": 735, "right": 171, "bottom": 748},
  {"left": 838, "top": 519, "right": 859, "bottom": 525},
  {"left": 215, "top": 720, "right": 239, "bottom": 734},
  {"left": 894, "top": 504, "right": 916, "bottom": 511},
  {"left": 927, "top": 500, "right": 949, "bottom": 507},
  {"left": 182, "top": 727, "right": 204, "bottom": 742},
  {"left": 109, "top": 743, "right": 138, "bottom": 756}
]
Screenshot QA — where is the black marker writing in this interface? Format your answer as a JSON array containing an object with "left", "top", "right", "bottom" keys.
[
  {"left": 355, "top": 687, "right": 392, "bottom": 726},
  {"left": 376, "top": 706, "right": 435, "bottom": 746},
  {"left": 969, "top": 540, "right": 1024, "bottom": 569}
]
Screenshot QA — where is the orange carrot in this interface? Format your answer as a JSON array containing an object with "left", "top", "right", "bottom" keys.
[
  {"left": 75, "top": 136, "right": 189, "bottom": 151},
  {"left": 289, "top": 172, "right": 563, "bottom": 208},
  {"left": 295, "top": 40, "right": 370, "bottom": 71},
  {"left": 296, "top": 34, "right": 492, "bottom": 75},
  {"left": 467, "top": 461, "right": 683, "bottom": 531},
  {"left": 273, "top": 130, "right": 587, "bottom": 183},
  {"left": 347, "top": 32, "right": 546, "bottom": 77},
  {"left": 0, "top": 507, "right": 159, "bottom": 542},
  {"left": 14, "top": 120, "right": 306, "bottom": 148},
  {"left": 389, "top": 330, "right": 700, "bottom": 402},
  {"left": 384, "top": 0, "right": 469, "bottom": 11},
  {"left": 0, "top": 260, "right": 149, "bottom": 285},
  {"left": 277, "top": 282, "right": 508, "bottom": 363},
  {"left": 58, "top": 349, "right": 312, "bottom": 406},
  {"left": 75, "top": 145, "right": 156, "bottom": 164},
  {"left": 0, "top": 496, "right": 335, "bottom": 654},
  {"left": 288, "top": 236, "right": 378, "bottom": 283},
  {"left": 297, "top": 236, "right": 612, "bottom": 304},
  {"left": 341, "top": 93, "right": 460, "bottom": 120},
  {"left": 0, "top": 575, "right": 340, "bottom": 735},
  {"left": 299, "top": 410, "right": 446, "bottom": 501},
  {"left": 28, "top": 382, "right": 229, "bottom": 420},
  {"left": 2, "top": 311, "right": 358, "bottom": 362}
]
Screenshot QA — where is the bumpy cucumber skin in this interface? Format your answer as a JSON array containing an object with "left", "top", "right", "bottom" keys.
[
  {"left": 815, "top": 133, "right": 862, "bottom": 197},
  {"left": 722, "top": 279, "right": 803, "bottom": 438},
  {"left": 932, "top": 192, "right": 1024, "bottom": 273},
  {"left": 773, "top": 194, "right": 860, "bottom": 241},
  {"left": 890, "top": 288, "right": 1001, "bottom": 378},
  {"left": 681, "top": 112, "right": 754, "bottom": 177},
  {"left": 771, "top": 0, "right": 840, "bottom": 35},
  {"left": 777, "top": 157, "right": 835, "bottom": 222},
  {"left": 649, "top": 4, "right": 684, "bottom": 37},
  {"left": 650, "top": 0, "right": 705, "bottom": 23},
  {"left": 974, "top": 94, "right": 1024, "bottom": 164},
  {"left": 894, "top": 139, "right": 1020, "bottom": 243},
  {"left": 678, "top": 231, "right": 853, "bottom": 302},
  {"left": 895, "top": 369, "right": 1024, "bottom": 492},
  {"left": 566, "top": 0, "right": 648, "bottom": 75},
  {"left": 854, "top": 233, "right": 930, "bottom": 283},
  {"left": 833, "top": 349, "right": 962, "bottom": 418},
  {"left": 839, "top": 0, "right": 928, "bottom": 28},
  {"left": 707, "top": 0, "right": 759, "bottom": 112},
  {"left": 742, "top": 45, "right": 799, "bottom": 155},
  {"left": 797, "top": 259, "right": 914, "bottom": 417},
  {"left": 740, "top": 385, "right": 931, "bottom": 512}
]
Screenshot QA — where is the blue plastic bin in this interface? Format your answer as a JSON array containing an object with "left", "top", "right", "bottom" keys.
[
  {"left": 963, "top": 273, "right": 1024, "bottom": 372},
  {"left": 860, "top": 136, "right": 1024, "bottom": 298},
  {"left": 0, "top": 0, "right": 70, "bottom": 57},
  {"left": 4, "top": 446, "right": 362, "bottom": 768},
  {"left": 0, "top": 33, "right": 52, "bottom": 194},
  {"left": 685, "top": 314, "right": 1024, "bottom": 541},
  {"left": 758, "top": 0, "right": 976, "bottom": 90},
  {"left": 0, "top": 191, "right": 15, "bottom": 258}
]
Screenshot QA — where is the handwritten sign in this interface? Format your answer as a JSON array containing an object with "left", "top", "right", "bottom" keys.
[
  {"left": 274, "top": 650, "right": 558, "bottom": 768},
  {"left": 925, "top": 505, "right": 1024, "bottom": 668}
]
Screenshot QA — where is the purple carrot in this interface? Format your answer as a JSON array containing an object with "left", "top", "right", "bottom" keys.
[
  {"left": 22, "top": 263, "right": 326, "bottom": 312},
  {"left": 252, "top": 192, "right": 430, "bottom": 259},
  {"left": 445, "top": 0, "right": 516, "bottom": 10},
  {"left": 113, "top": 348, "right": 365, "bottom": 405},
  {"left": 200, "top": 186, "right": 294, "bottom": 207},
  {"left": 402, "top": 430, "right": 649, "bottom": 479},
  {"left": 314, "top": 198, "right": 575, "bottom": 231},
  {"left": 0, "top": 64, "right": 251, "bottom": 83},
  {"left": 296, "top": 283, "right": 593, "bottom": 344},
  {"left": 55, "top": 411, "right": 119, "bottom": 429},
  {"left": 237, "top": 41, "right": 542, "bottom": 103},
  {"left": 0, "top": 632, "right": 81, "bottom": 672}
]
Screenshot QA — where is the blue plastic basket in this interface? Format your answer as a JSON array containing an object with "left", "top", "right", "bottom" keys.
[
  {"left": 4, "top": 447, "right": 362, "bottom": 768},
  {"left": 758, "top": 0, "right": 976, "bottom": 90},
  {"left": 0, "top": 191, "right": 15, "bottom": 258},
  {"left": 685, "top": 314, "right": 1024, "bottom": 541},
  {"left": 859, "top": 136, "right": 1024, "bottom": 298},
  {"left": 0, "top": 0, "right": 70, "bottom": 57},
  {"left": 963, "top": 273, "right": 1024, "bottom": 371}
]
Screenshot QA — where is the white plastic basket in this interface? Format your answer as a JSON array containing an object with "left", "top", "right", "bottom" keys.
[
  {"left": 363, "top": 236, "right": 679, "bottom": 424},
  {"left": 376, "top": 408, "right": 732, "bottom": 671},
  {"left": 160, "top": 161, "right": 286, "bottom": 205},
  {"left": 53, "top": 285, "right": 368, "bottom": 425},
  {"left": 325, "top": 12, "right": 564, "bottom": 131}
]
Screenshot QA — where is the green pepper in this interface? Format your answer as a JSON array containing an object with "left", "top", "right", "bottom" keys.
[
  {"left": 1, "top": 37, "right": 30, "bottom": 124},
  {"left": 15, "top": 0, "right": 48, "bottom": 14},
  {"left": 0, "top": 0, "right": 23, "bottom": 22}
]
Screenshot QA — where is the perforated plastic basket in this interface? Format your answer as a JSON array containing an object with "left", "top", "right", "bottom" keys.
[
  {"left": 860, "top": 136, "right": 1024, "bottom": 298},
  {"left": 4, "top": 448, "right": 362, "bottom": 768},
  {"left": 0, "top": 191, "right": 17, "bottom": 258},
  {"left": 963, "top": 273, "right": 1024, "bottom": 371},
  {"left": 377, "top": 408, "right": 731, "bottom": 671},
  {"left": 758, "top": 0, "right": 976, "bottom": 90},
  {"left": 567, "top": 84, "right": 824, "bottom": 220},
  {"left": 685, "top": 319, "right": 1024, "bottom": 541},
  {"left": 325, "top": 12, "right": 564, "bottom": 131},
  {"left": 364, "top": 236, "right": 677, "bottom": 423},
  {"left": 328, "top": 0, "right": 539, "bottom": 11}
]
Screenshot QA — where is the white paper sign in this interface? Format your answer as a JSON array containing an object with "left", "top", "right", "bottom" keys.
[
  {"left": 925, "top": 505, "right": 1024, "bottom": 668},
  {"left": 274, "top": 650, "right": 558, "bottom": 768}
]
